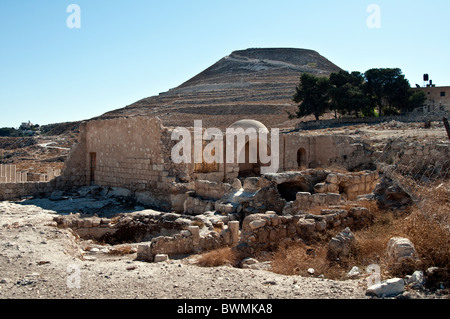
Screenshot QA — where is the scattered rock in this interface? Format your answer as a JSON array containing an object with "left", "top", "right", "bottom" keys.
[
  {"left": 240, "top": 258, "right": 271, "bottom": 271},
  {"left": 262, "top": 280, "right": 277, "bottom": 285},
  {"left": 240, "top": 257, "right": 258, "bottom": 268},
  {"left": 83, "top": 256, "right": 97, "bottom": 262},
  {"left": 16, "top": 279, "right": 35, "bottom": 286},
  {"left": 366, "top": 278, "right": 405, "bottom": 298},
  {"left": 407, "top": 270, "right": 425, "bottom": 288},
  {"left": 154, "top": 254, "right": 169, "bottom": 263},
  {"left": 307, "top": 268, "right": 315, "bottom": 275},
  {"left": 347, "top": 266, "right": 362, "bottom": 279}
]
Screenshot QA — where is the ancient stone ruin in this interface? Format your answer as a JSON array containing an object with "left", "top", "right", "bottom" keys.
[{"left": 1, "top": 115, "right": 449, "bottom": 264}]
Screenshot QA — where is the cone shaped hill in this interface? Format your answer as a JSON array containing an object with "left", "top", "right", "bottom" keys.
[{"left": 99, "top": 48, "right": 342, "bottom": 129}]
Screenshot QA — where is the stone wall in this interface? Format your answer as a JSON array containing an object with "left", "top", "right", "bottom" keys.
[
  {"left": 312, "top": 171, "right": 379, "bottom": 201},
  {"left": 240, "top": 208, "right": 372, "bottom": 250},
  {"left": 84, "top": 117, "right": 165, "bottom": 191},
  {"left": 282, "top": 134, "right": 376, "bottom": 171},
  {"left": 136, "top": 226, "right": 237, "bottom": 262},
  {"left": 58, "top": 117, "right": 189, "bottom": 211},
  {"left": 0, "top": 181, "right": 56, "bottom": 201},
  {"left": 295, "top": 113, "right": 450, "bottom": 131},
  {"left": 381, "top": 139, "right": 449, "bottom": 168}
]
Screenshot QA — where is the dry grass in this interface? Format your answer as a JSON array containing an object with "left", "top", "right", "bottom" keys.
[
  {"left": 271, "top": 186, "right": 450, "bottom": 284},
  {"left": 107, "top": 245, "right": 134, "bottom": 256},
  {"left": 195, "top": 247, "right": 239, "bottom": 268},
  {"left": 271, "top": 242, "right": 346, "bottom": 280}
]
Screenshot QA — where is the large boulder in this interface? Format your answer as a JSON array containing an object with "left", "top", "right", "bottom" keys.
[
  {"left": 366, "top": 278, "right": 405, "bottom": 297},
  {"left": 386, "top": 237, "right": 417, "bottom": 263}
]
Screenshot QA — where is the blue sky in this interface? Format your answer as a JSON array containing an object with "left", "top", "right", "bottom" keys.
[{"left": 0, "top": 0, "right": 449, "bottom": 128}]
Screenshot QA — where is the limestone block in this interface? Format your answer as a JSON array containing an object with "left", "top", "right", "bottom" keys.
[
  {"left": 240, "top": 257, "right": 258, "bottom": 269},
  {"left": 347, "top": 266, "right": 362, "bottom": 279},
  {"left": 287, "top": 224, "right": 297, "bottom": 236},
  {"left": 326, "top": 193, "right": 341, "bottom": 205},
  {"left": 387, "top": 237, "right": 417, "bottom": 263},
  {"left": 315, "top": 220, "right": 327, "bottom": 231},
  {"left": 249, "top": 219, "right": 266, "bottom": 230},
  {"left": 296, "top": 192, "right": 312, "bottom": 202},
  {"left": 407, "top": 271, "right": 425, "bottom": 288},
  {"left": 258, "top": 229, "right": 269, "bottom": 243},
  {"left": 91, "top": 217, "right": 101, "bottom": 227},
  {"left": 327, "top": 227, "right": 356, "bottom": 260},
  {"left": 314, "top": 183, "right": 327, "bottom": 193},
  {"left": 279, "top": 226, "right": 287, "bottom": 238},
  {"left": 297, "top": 218, "right": 316, "bottom": 234},
  {"left": 228, "top": 221, "right": 240, "bottom": 245},
  {"left": 312, "top": 193, "right": 327, "bottom": 204},
  {"left": 154, "top": 254, "right": 169, "bottom": 263},
  {"left": 366, "top": 278, "right": 405, "bottom": 297},
  {"left": 326, "top": 184, "right": 339, "bottom": 193},
  {"left": 268, "top": 213, "right": 280, "bottom": 227},
  {"left": 83, "top": 219, "right": 93, "bottom": 228},
  {"left": 215, "top": 202, "right": 236, "bottom": 214},
  {"left": 326, "top": 174, "right": 338, "bottom": 184},
  {"left": 137, "top": 243, "right": 153, "bottom": 262},
  {"left": 337, "top": 209, "right": 348, "bottom": 219},
  {"left": 188, "top": 226, "right": 200, "bottom": 247},
  {"left": 269, "top": 229, "right": 278, "bottom": 242},
  {"left": 243, "top": 177, "right": 261, "bottom": 192},
  {"left": 347, "top": 191, "right": 357, "bottom": 201},
  {"left": 232, "top": 178, "right": 242, "bottom": 190}
]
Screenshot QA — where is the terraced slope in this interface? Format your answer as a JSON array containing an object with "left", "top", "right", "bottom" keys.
[{"left": 101, "top": 48, "right": 342, "bottom": 129}]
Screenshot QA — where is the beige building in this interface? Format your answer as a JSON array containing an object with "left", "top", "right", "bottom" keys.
[
  {"left": 413, "top": 86, "right": 450, "bottom": 113},
  {"left": 59, "top": 116, "right": 376, "bottom": 212}
]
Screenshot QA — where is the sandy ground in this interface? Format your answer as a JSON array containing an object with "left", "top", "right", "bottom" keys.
[{"left": 0, "top": 200, "right": 372, "bottom": 300}]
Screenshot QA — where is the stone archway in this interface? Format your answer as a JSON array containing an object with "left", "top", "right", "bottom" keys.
[{"left": 228, "top": 119, "right": 271, "bottom": 178}]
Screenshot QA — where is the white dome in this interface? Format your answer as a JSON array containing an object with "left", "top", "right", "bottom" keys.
[{"left": 228, "top": 119, "right": 268, "bottom": 131}]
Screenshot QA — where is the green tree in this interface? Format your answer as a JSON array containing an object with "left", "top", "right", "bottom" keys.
[
  {"left": 363, "top": 68, "right": 412, "bottom": 116},
  {"left": 404, "top": 90, "right": 426, "bottom": 113},
  {"left": 329, "top": 71, "right": 368, "bottom": 117},
  {"left": 0, "top": 127, "right": 16, "bottom": 137},
  {"left": 292, "top": 73, "right": 331, "bottom": 121}
]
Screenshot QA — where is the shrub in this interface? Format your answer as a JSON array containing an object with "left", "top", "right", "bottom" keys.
[{"left": 195, "top": 247, "right": 238, "bottom": 267}]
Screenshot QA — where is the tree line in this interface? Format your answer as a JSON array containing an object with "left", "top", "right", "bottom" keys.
[{"left": 290, "top": 68, "right": 426, "bottom": 121}]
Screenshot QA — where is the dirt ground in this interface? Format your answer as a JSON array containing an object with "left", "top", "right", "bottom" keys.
[{"left": 0, "top": 200, "right": 372, "bottom": 300}]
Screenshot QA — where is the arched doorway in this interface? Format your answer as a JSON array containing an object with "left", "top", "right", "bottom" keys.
[
  {"left": 237, "top": 140, "right": 271, "bottom": 178},
  {"left": 297, "top": 148, "right": 306, "bottom": 169},
  {"left": 228, "top": 119, "right": 271, "bottom": 178}
]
